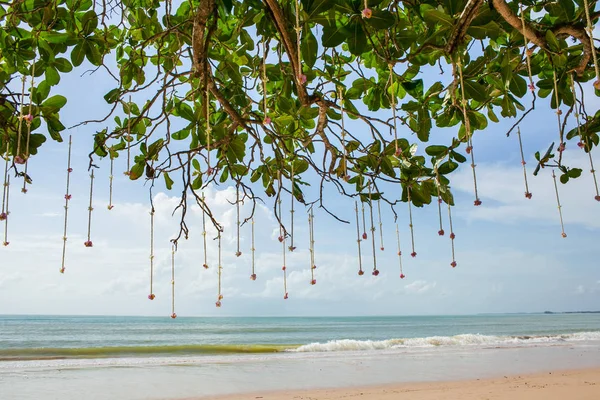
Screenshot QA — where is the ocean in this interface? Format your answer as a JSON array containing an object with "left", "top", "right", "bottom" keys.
[{"left": 1, "top": 314, "right": 600, "bottom": 399}]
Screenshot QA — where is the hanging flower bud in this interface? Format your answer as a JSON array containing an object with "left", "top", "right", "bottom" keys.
[
  {"left": 215, "top": 301, "right": 222, "bottom": 308},
  {"left": 14, "top": 156, "right": 25, "bottom": 165},
  {"left": 594, "top": 80, "right": 600, "bottom": 91},
  {"left": 310, "top": 279, "right": 316, "bottom": 285},
  {"left": 282, "top": 266, "right": 286, "bottom": 271},
  {"left": 558, "top": 142, "right": 566, "bottom": 153},
  {"left": 451, "top": 261, "right": 457, "bottom": 268},
  {"left": 411, "top": 252, "right": 417, "bottom": 258},
  {"left": 3, "top": 241, "right": 9, "bottom": 246},
  {"left": 595, "top": 195, "right": 600, "bottom": 202},
  {"left": 438, "top": 229, "right": 445, "bottom": 236},
  {"left": 278, "top": 235, "right": 284, "bottom": 243},
  {"left": 60, "top": 267, "right": 65, "bottom": 274},
  {"left": 235, "top": 251, "right": 242, "bottom": 257},
  {"left": 65, "top": 194, "right": 72, "bottom": 200},
  {"left": 170, "top": 313, "right": 177, "bottom": 319},
  {"left": 311, "top": 264, "right": 317, "bottom": 270},
  {"left": 0, "top": 212, "right": 6, "bottom": 221},
  {"left": 250, "top": 274, "right": 257, "bottom": 281},
  {"left": 288, "top": 246, "right": 296, "bottom": 251},
  {"left": 362, "top": 232, "right": 367, "bottom": 240},
  {"left": 525, "top": 192, "right": 532, "bottom": 199},
  {"left": 466, "top": 146, "right": 472, "bottom": 154},
  {"left": 107, "top": 205, "right": 114, "bottom": 210},
  {"left": 218, "top": 294, "right": 224, "bottom": 300},
  {"left": 380, "top": 247, "right": 384, "bottom": 251},
  {"left": 203, "top": 263, "right": 209, "bottom": 269},
  {"left": 358, "top": 270, "right": 364, "bottom": 276},
  {"left": 263, "top": 116, "right": 272, "bottom": 125},
  {"left": 561, "top": 232, "right": 567, "bottom": 238},
  {"left": 450, "top": 233, "right": 456, "bottom": 240},
  {"left": 148, "top": 294, "right": 155, "bottom": 300},
  {"left": 400, "top": 273, "right": 405, "bottom": 279},
  {"left": 84, "top": 240, "right": 93, "bottom": 247},
  {"left": 284, "top": 293, "right": 289, "bottom": 300},
  {"left": 298, "top": 74, "right": 307, "bottom": 85},
  {"left": 361, "top": 8, "right": 372, "bottom": 18},
  {"left": 372, "top": 269, "right": 380, "bottom": 276},
  {"left": 474, "top": 199, "right": 482, "bottom": 206}
]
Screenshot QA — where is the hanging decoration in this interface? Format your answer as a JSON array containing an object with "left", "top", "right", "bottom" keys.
[
  {"left": 205, "top": 83, "right": 213, "bottom": 175},
  {"left": 250, "top": 217, "right": 257, "bottom": 280},
  {"left": 107, "top": 148, "right": 115, "bottom": 210},
  {"left": 216, "top": 230, "right": 223, "bottom": 307},
  {"left": 435, "top": 169, "right": 445, "bottom": 236},
  {"left": 14, "top": 76, "right": 26, "bottom": 164},
  {"left": 368, "top": 185, "right": 379, "bottom": 276},
  {"left": 309, "top": 208, "right": 316, "bottom": 285},
  {"left": 21, "top": 63, "right": 36, "bottom": 193},
  {"left": 84, "top": 170, "right": 95, "bottom": 247},
  {"left": 148, "top": 208, "right": 156, "bottom": 300},
  {"left": 552, "top": 70, "right": 565, "bottom": 155},
  {"left": 289, "top": 160, "right": 296, "bottom": 252},
  {"left": 377, "top": 200, "right": 384, "bottom": 250},
  {"left": 520, "top": 4, "right": 536, "bottom": 93},
  {"left": 1, "top": 135, "right": 9, "bottom": 225},
  {"left": 516, "top": 127, "right": 532, "bottom": 199},
  {"left": 202, "top": 192, "right": 209, "bottom": 269},
  {"left": 170, "top": 244, "right": 177, "bottom": 319},
  {"left": 552, "top": 171, "right": 567, "bottom": 238},
  {"left": 235, "top": 183, "right": 242, "bottom": 257},
  {"left": 294, "top": 0, "right": 305, "bottom": 85},
  {"left": 570, "top": 74, "right": 600, "bottom": 201},
  {"left": 354, "top": 201, "right": 364, "bottom": 276},
  {"left": 2, "top": 176, "right": 9, "bottom": 247},
  {"left": 280, "top": 197, "right": 289, "bottom": 299},
  {"left": 338, "top": 84, "right": 348, "bottom": 181},
  {"left": 396, "top": 224, "right": 405, "bottom": 279},
  {"left": 389, "top": 63, "right": 400, "bottom": 157},
  {"left": 448, "top": 202, "right": 457, "bottom": 268},
  {"left": 60, "top": 136, "right": 73, "bottom": 273},
  {"left": 457, "top": 58, "right": 481, "bottom": 206},
  {"left": 407, "top": 186, "right": 417, "bottom": 258},
  {"left": 361, "top": 201, "right": 367, "bottom": 240}
]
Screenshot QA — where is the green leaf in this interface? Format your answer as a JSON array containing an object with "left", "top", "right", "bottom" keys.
[
  {"left": 104, "top": 89, "right": 120, "bottom": 104},
  {"left": 53, "top": 58, "right": 73, "bottom": 73},
  {"left": 301, "top": 0, "right": 334, "bottom": 20},
  {"left": 163, "top": 172, "right": 174, "bottom": 190},
  {"left": 364, "top": 10, "right": 395, "bottom": 30},
  {"left": 81, "top": 10, "right": 98, "bottom": 36},
  {"left": 545, "top": 30, "right": 560, "bottom": 52},
  {"left": 425, "top": 145, "right": 447, "bottom": 156},
  {"left": 301, "top": 28, "right": 318, "bottom": 69},
  {"left": 45, "top": 66, "right": 60, "bottom": 86},
  {"left": 192, "top": 175, "right": 203, "bottom": 190},
  {"left": 344, "top": 22, "right": 367, "bottom": 56},
  {"left": 462, "top": 80, "right": 488, "bottom": 102},
  {"left": 42, "top": 95, "right": 67, "bottom": 111},
  {"left": 129, "top": 162, "right": 145, "bottom": 180},
  {"left": 423, "top": 9, "right": 453, "bottom": 28},
  {"left": 322, "top": 24, "right": 347, "bottom": 48},
  {"left": 438, "top": 160, "right": 459, "bottom": 175},
  {"left": 71, "top": 42, "right": 86, "bottom": 67}
]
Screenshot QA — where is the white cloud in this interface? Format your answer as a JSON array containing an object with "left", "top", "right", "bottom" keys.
[{"left": 403, "top": 280, "right": 437, "bottom": 294}]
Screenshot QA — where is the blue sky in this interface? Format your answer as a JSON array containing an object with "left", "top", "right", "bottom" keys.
[{"left": 1, "top": 39, "right": 600, "bottom": 317}]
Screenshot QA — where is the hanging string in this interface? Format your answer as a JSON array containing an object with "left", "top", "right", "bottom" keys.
[
  {"left": 14, "top": 76, "right": 26, "bottom": 163},
  {"left": 552, "top": 70, "right": 565, "bottom": 153},
  {"left": 571, "top": 74, "right": 600, "bottom": 201},
  {"left": 308, "top": 208, "right": 316, "bottom": 285},
  {"left": 354, "top": 201, "right": 364, "bottom": 276},
  {"left": 202, "top": 192, "right": 209, "bottom": 269},
  {"left": 235, "top": 183, "right": 242, "bottom": 257},
  {"left": 457, "top": 59, "right": 481, "bottom": 206},
  {"left": 435, "top": 169, "right": 445, "bottom": 235},
  {"left": 407, "top": 186, "right": 417, "bottom": 257},
  {"left": 582, "top": 0, "right": 600, "bottom": 84},
  {"left": 280, "top": 197, "right": 289, "bottom": 299},
  {"left": 250, "top": 217, "right": 257, "bottom": 280},
  {"left": 216, "top": 230, "right": 223, "bottom": 307},
  {"left": 60, "top": 135, "right": 73, "bottom": 273},
  {"left": 125, "top": 95, "right": 131, "bottom": 175},
  {"left": 21, "top": 62, "right": 36, "bottom": 193},
  {"left": 171, "top": 244, "right": 177, "bottom": 319},
  {"left": 520, "top": 4, "right": 536, "bottom": 92},
  {"left": 448, "top": 202, "right": 457, "bottom": 268},
  {"left": 206, "top": 83, "right": 212, "bottom": 174},
  {"left": 148, "top": 208, "right": 156, "bottom": 299},
  {"left": 289, "top": 160, "right": 296, "bottom": 251},
  {"left": 2, "top": 176, "right": 9, "bottom": 247},
  {"left": 84, "top": 170, "right": 95, "bottom": 247},
  {"left": 552, "top": 170, "right": 567, "bottom": 238},
  {"left": 108, "top": 150, "right": 115, "bottom": 210},
  {"left": 1, "top": 141, "right": 9, "bottom": 224},
  {"left": 389, "top": 64, "right": 400, "bottom": 157},
  {"left": 361, "top": 201, "right": 367, "bottom": 239},
  {"left": 338, "top": 86, "right": 348, "bottom": 180},
  {"left": 377, "top": 200, "right": 384, "bottom": 251},
  {"left": 517, "top": 127, "right": 532, "bottom": 199},
  {"left": 262, "top": 40, "right": 270, "bottom": 125},
  {"left": 368, "top": 185, "right": 378, "bottom": 276},
  {"left": 396, "top": 224, "right": 405, "bottom": 279}
]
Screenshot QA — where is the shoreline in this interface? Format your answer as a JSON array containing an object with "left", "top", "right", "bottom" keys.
[{"left": 192, "top": 367, "right": 600, "bottom": 400}]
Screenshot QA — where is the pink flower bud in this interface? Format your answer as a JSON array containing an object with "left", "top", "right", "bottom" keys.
[
  {"left": 525, "top": 192, "right": 532, "bottom": 199},
  {"left": 14, "top": 156, "right": 25, "bottom": 165},
  {"left": 84, "top": 240, "right": 93, "bottom": 247},
  {"left": 411, "top": 252, "right": 417, "bottom": 258},
  {"left": 372, "top": 269, "right": 380, "bottom": 276},
  {"left": 250, "top": 274, "right": 257, "bottom": 281},
  {"left": 474, "top": 199, "right": 482, "bottom": 206},
  {"left": 310, "top": 279, "right": 316, "bottom": 285},
  {"left": 451, "top": 261, "right": 457, "bottom": 268},
  {"left": 358, "top": 270, "right": 364, "bottom": 276},
  {"left": 362, "top": 8, "right": 372, "bottom": 18},
  {"left": 400, "top": 273, "right": 405, "bottom": 279},
  {"left": 298, "top": 74, "right": 307, "bottom": 85},
  {"left": 438, "top": 229, "right": 445, "bottom": 236},
  {"left": 148, "top": 294, "right": 155, "bottom": 300},
  {"left": 171, "top": 313, "right": 177, "bottom": 319},
  {"left": 263, "top": 116, "right": 272, "bottom": 125}
]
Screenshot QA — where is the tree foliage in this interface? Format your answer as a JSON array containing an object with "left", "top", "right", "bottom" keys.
[{"left": 1, "top": 0, "right": 600, "bottom": 239}]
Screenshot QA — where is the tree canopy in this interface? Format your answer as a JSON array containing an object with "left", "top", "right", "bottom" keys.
[{"left": 1, "top": 0, "right": 600, "bottom": 243}]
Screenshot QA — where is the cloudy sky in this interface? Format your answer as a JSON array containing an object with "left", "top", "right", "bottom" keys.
[{"left": 1, "top": 47, "right": 599, "bottom": 317}]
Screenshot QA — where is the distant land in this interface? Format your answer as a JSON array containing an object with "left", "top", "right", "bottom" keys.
[{"left": 543, "top": 311, "right": 600, "bottom": 314}]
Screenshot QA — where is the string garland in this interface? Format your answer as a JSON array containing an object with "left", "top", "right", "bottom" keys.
[
  {"left": 84, "top": 170, "right": 95, "bottom": 247},
  {"left": 170, "top": 244, "right": 177, "bottom": 319},
  {"left": 2, "top": 175, "right": 9, "bottom": 247},
  {"left": 60, "top": 135, "right": 73, "bottom": 273},
  {"left": 570, "top": 74, "right": 600, "bottom": 201},
  {"left": 552, "top": 70, "right": 565, "bottom": 153},
  {"left": 435, "top": 169, "right": 445, "bottom": 235},
  {"left": 309, "top": 208, "right": 316, "bottom": 285},
  {"left": 235, "top": 184, "right": 242, "bottom": 257},
  {"left": 108, "top": 150, "right": 115, "bottom": 210},
  {"left": 1, "top": 140, "right": 9, "bottom": 225},
  {"left": 368, "top": 185, "right": 379, "bottom": 276},
  {"left": 517, "top": 127, "right": 532, "bottom": 199},
  {"left": 448, "top": 202, "right": 457, "bottom": 268},
  {"left": 520, "top": 4, "right": 536, "bottom": 92},
  {"left": 338, "top": 86, "right": 348, "bottom": 180},
  {"left": 216, "top": 230, "right": 223, "bottom": 307},
  {"left": 202, "top": 192, "right": 209, "bottom": 269},
  {"left": 21, "top": 62, "right": 36, "bottom": 193},
  {"left": 457, "top": 59, "right": 481, "bottom": 206},
  {"left": 206, "top": 82, "right": 212, "bottom": 175},
  {"left": 354, "top": 201, "right": 364, "bottom": 276},
  {"left": 250, "top": 217, "right": 256, "bottom": 280},
  {"left": 289, "top": 160, "right": 296, "bottom": 251},
  {"left": 14, "top": 76, "right": 26, "bottom": 164},
  {"left": 377, "top": 200, "right": 384, "bottom": 250},
  {"left": 148, "top": 208, "right": 156, "bottom": 299},
  {"left": 294, "top": 0, "right": 304, "bottom": 84},
  {"left": 262, "top": 40, "right": 271, "bottom": 125},
  {"left": 552, "top": 170, "right": 567, "bottom": 238},
  {"left": 280, "top": 197, "right": 289, "bottom": 299},
  {"left": 582, "top": 0, "right": 600, "bottom": 86},
  {"left": 396, "top": 224, "right": 405, "bottom": 279},
  {"left": 361, "top": 201, "right": 367, "bottom": 239},
  {"left": 389, "top": 64, "right": 400, "bottom": 156},
  {"left": 407, "top": 186, "right": 417, "bottom": 257}
]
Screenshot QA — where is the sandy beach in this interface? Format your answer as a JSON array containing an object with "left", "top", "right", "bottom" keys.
[{"left": 200, "top": 368, "right": 600, "bottom": 400}]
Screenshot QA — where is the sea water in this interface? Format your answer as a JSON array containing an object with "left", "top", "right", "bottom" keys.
[{"left": 1, "top": 314, "right": 600, "bottom": 399}]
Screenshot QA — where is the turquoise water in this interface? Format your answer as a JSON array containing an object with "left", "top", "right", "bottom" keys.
[
  {"left": 1, "top": 314, "right": 600, "bottom": 359},
  {"left": 2, "top": 314, "right": 600, "bottom": 399}
]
